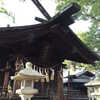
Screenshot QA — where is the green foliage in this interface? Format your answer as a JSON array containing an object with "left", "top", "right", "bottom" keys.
[
  {"left": 0, "top": 7, "right": 8, "bottom": 14},
  {"left": 63, "top": 60, "right": 72, "bottom": 69},
  {"left": 56, "top": 0, "right": 100, "bottom": 33},
  {"left": 0, "top": 0, "right": 8, "bottom": 15},
  {"left": 63, "top": 59, "right": 95, "bottom": 71},
  {"left": 75, "top": 31, "right": 100, "bottom": 70},
  {"left": 95, "top": 61, "right": 100, "bottom": 70},
  {"left": 56, "top": 0, "right": 100, "bottom": 20},
  {"left": 0, "top": 0, "right": 15, "bottom": 23},
  {"left": 77, "top": 31, "right": 100, "bottom": 51}
]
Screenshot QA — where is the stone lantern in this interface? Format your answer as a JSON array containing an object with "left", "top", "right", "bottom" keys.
[
  {"left": 85, "top": 71, "right": 100, "bottom": 100},
  {"left": 12, "top": 62, "right": 45, "bottom": 100}
]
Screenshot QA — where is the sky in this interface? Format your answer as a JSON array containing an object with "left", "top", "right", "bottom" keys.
[
  {"left": 0, "top": 0, "right": 56, "bottom": 26},
  {"left": 70, "top": 20, "right": 91, "bottom": 33},
  {"left": 0, "top": 0, "right": 90, "bottom": 33}
]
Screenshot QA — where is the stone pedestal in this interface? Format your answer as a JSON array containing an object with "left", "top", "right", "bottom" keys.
[{"left": 20, "top": 95, "right": 32, "bottom": 100}]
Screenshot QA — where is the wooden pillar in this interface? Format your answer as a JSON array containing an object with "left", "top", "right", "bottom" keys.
[
  {"left": 3, "top": 70, "right": 9, "bottom": 89},
  {"left": 13, "top": 57, "right": 23, "bottom": 95},
  {"left": 0, "top": 71, "right": 4, "bottom": 87},
  {"left": 56, "top": 65, "right": 64, "bottom": 100},
  {"left": 67, "top": 71, "right": 71, "bottom": 100},
  {"left": 3, "top": 63, "right": 11, "bottom": 96}
]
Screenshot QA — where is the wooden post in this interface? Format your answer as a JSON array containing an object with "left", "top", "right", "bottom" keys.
[
  {"left": 32, "top": 0, "right": 51, "bottom": 20},
  {"left": 3, "top": 63, "right": 11, "bottom": 96},
  {"left": 56, "top": 65, "right": 63, "bottom": 100},
  {"left": 67, "top": 71, "right": 70, "bottom": 100},
  {"left": 13, "top": 57, "right": 23, "bottom": 95},
  {"left": 3, "top": 71, "right": 9, "bottom": 91}
]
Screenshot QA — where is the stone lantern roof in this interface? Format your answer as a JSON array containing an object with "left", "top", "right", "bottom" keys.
[
  {"left": 85, "top": 80, "right": 100, "bottom": 86},
  {"left": 13, "top": 62, "right": 45, "bottom": 80},
  {"left": 85, "top": 71, "right": 100, "bottom": 86}
]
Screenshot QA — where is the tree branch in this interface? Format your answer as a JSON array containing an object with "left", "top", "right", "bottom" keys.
[{"left": 82, "top": 13, "right": 100, "bottom": 22}]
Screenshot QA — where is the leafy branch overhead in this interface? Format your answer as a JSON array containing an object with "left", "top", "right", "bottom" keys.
[
  {"left": 0, "top": 0, "right": 15, "bottom": 23},
  {"left": 56, "top": 0, "right": 100, "bottom": 21},
  {"left": 0, "top": 7, "right": 8, "bottom": 14}
]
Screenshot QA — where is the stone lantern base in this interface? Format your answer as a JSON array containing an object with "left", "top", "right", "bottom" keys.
[
  {"left": 16, "top": 88, "right": 38, "bottom": 100},
  {"left": 20, "top": 95, "right": 33, "bottom": 100}
]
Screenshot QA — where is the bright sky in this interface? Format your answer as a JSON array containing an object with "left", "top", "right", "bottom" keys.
[
  {"left": 70, "top": 20, "right": 91, "bottom": 33},
  {"left": 0, "top": 0, "right": 56, "bottom": 26},
  {"left": 0, "top": 0, "right": 90, "bottom": 33}
]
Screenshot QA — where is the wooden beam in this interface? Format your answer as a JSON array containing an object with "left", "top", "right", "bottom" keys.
[
  {"left": 56, "top": 66, "right": 63, "bottom": 100},
  {"left": 60, "top": 3, "right": 80, "bottom": 17},
  {"left": 32, "top": 0, "right": 51, "bottom": 20},
  {"left": 3, "top": 71, "right": 9, "bottom": 89},
  {"left": 35, "top": 17, "right": 47, "bottom": 23},
  {"left": 48, "top": 3, "right": 80, "bottom": 26}
]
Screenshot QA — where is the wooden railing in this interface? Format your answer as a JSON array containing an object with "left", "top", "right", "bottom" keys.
[{"left": 64, "top": 90, "right": 89, "bottom": 100}]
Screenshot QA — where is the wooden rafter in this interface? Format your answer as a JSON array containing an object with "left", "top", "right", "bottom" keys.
[
  {"left": 35, "top": 17, "right": 47, "bottom": 23},
  {"left": 32, "top": 0, "right": 51, "bottom": 20}
]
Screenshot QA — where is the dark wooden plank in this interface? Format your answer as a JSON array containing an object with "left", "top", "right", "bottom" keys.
[
  {"left": 32, "top": 0, "right": 51, "bottom": 20},
  {"left": 47, "top": 3, "right": 80, "bottom": 26},
  {"left": 35, "top": 17, "right": 47, "bottom": 23}
]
